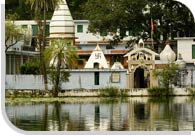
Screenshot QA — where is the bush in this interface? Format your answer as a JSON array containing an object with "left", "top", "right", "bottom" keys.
[
  {"left": 99, "top": 86, "right": 119, "bottom": 97},
  {"left": 120, "top": 89, "right": 129, "bottom": 97},
  {"left": 188, "top": 88, "right": 195, "bottom": 96},
  {"left": 147, "top": 87, "right": 174, "bottom": 96},
  {"left": 20, "top": 59, "right": 40, "bottom": 74}
]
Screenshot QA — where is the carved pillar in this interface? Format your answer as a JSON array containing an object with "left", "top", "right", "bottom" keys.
[
  {"left": 149, "top": 70, "right": 158, "bottom": 87},
  {"left": 126, "top": 73, "right": 130, "bottom": 89},
  {"left": 129, "top": 72, "right": 134, "bottom": 88},
  {"left": 126, "top": 71, "right": 134, "bottom": 89}
]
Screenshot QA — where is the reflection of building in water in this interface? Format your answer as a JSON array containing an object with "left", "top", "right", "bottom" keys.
[
  {"left": 126, "top": 98, "right": 153, "bottom": 130},
  {"left": 110, "top": 102, "right": 122, "bottom": 130},
  {"left": 5, "top": 97, "right": 195, "bottom": 131}
]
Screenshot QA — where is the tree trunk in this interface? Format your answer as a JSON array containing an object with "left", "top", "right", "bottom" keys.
[
  {"left": 42, "top": 0, "right": 48, "bottom": 91},
  {"left": 53, "top": 53, "right": 62, "bottom": 97}
]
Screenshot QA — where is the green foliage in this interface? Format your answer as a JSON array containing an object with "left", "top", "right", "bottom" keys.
[
  {"left": 5, "top": 21, "right": 23, "bottom": 52},
  {"left": 6, "top": 0, "right": 195, "bottom": 40},
  {"left": 147, "top": 87, "right": 174, "bottom": 96},
  {"left": 99, "top": 86, "right": 128, "bottom": 97},
  {"left": 82, "top": 0, "right": 195, "bottom": 39},
  {"left": 44, "top": 39, "right": 78, "bottom": 69},
  {"left": 153, "top": 63, "right": 178, "bottom": 93},
  {"left": 20, "top": 59, "right": 40, "bottom": 74},
  {"left": 99, "top": 86, "right": 119, "bottom": 97},
  {"left": 120, "top": 89, "right": 129, "bottom": 97},
  {"left": 48, "top": 71, "right": 70, "bottom": 86},
  {"left": 66, "top": 0, "right": 86, "bottom": 19},
  {"left": 188, "top": 88, "right": 195, "bottom": 96},
  {"left": 44, "top": 39, "right": 78, "bottom": 97}
]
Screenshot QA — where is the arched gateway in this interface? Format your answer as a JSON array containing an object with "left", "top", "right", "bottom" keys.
[{"left": 124, "top": 40, "right": 159, "bottom": 89}]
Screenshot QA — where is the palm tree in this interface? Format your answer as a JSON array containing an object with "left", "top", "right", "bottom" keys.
[
  {"left": 26, "top": 0, "right": 62, "bottom": 91},
  {"left": 44, "top": 39, "right": 78, "bottom": 97}
]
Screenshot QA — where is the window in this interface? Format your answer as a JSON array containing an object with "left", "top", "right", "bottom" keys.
[
  {"left": 32, "top": 25, "right": 38, "bottom": 36},
  {"left": 192, "top": 44, "right": 195, "bottom": 59},
  {"left": 77, "top": 25, "right": 83, "bottom": 33},
  {"left": 94, "top": 72, "right": 100, "bottom": 85},
  {"left": 94, "top": 63, "right": 99, "bottom": 69},
  {"left": 45, "top": 24, "right": 50, "bottom": 37}
]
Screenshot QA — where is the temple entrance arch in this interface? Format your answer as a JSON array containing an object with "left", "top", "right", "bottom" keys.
[
  {"left": 124, "top": 40, "right": 159, "bottom": 89},
  {"left": 134, "top": 67, "right": 144, "bottom": 88},
  {"left": 134, "top": 66, "right": 150, "bottom": 88},
  {"left": 127, "top": 64, "right": 153, "bottom": 89}
]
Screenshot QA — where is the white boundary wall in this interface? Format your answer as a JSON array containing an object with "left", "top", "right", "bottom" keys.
[{"left": 5, "top": 70, "right": 127, "bottom": 90}]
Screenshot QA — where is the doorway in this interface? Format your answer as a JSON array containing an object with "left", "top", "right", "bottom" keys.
[{"left": 134, "top": 67, "right": 150, "bottom": 88}]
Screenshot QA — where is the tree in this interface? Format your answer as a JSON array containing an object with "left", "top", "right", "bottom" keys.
[
  {"left": 44, "top": 39, "right": 78, "bottom": 97},
  {"left": 5, "top": 21, "right": 32, "bottom": 52},
  {"left": 82, "top": 0, "right": 195, "bottom": 40},
  {"left": 66, "top": 0, "right": 86, "bottom": 19},
  {"left": 153, "top": 63, "right": 178, "bottom": 95},
  {"left": 147, "top": 0, "right": 195, "bottom": 40},
  {"left": 5, "top": 22, "right": 22, "bottom": 52},
  {"left": 26, "top": 0, "right": 62, "bottom": 91}
]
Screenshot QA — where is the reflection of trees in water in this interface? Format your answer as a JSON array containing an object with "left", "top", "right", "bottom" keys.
[
  {"left": 161, "top": 98, "right": 179, "bottom": 130},
  {"left": 110, "top": 101, "right": 122, "bottom": 131},
  {"left": 42, "top": 103, "right": 48, "bottom": 131},
  {"left": 6, "top": 97, "right": 195, "bottom": 131},
  {"left": 50, "top": 102, "right": 87, "bottom": 131},
  {"left": 46, "top": 101, "right": 62, "bottom": 131},
  {"left": 134, "top": 103, "right": 150, "bottom": 120},
  {"left": 94, "top": 105, "right": 100, "bottom": 129}
]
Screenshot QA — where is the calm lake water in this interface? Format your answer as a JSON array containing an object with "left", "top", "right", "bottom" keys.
[{"left": 5, "top": 97, "right": 195, "bottom": 131}]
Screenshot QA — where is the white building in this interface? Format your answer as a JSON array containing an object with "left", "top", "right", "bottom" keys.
[
  {"left": 6, "top": 19, "right": 103, "bottom": 50},
  {"left": 175, "top": 37, "right": 195, "bottom": 63}
]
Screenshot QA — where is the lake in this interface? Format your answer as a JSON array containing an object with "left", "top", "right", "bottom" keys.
[{"left": 5, "top": 97, "right": 195, "bottom": 131}]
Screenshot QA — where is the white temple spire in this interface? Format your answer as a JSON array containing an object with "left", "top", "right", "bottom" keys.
[{"left": 49, "top": 0, "right": 75, "bottom": 39}]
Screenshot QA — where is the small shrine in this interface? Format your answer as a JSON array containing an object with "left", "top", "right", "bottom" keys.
[
  {"left": 111, "top": 62, "right": 124, "bottom": 70},
  {"left": 125, "top": 39, "right": 159, "bottom": 88},
  {"left": 84, "top": 44, "right": 109, "bottom": 69}
]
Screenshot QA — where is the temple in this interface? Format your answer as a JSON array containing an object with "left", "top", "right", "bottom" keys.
[{"left": 5, "top": 0, "right": 195, "bottom": 90}]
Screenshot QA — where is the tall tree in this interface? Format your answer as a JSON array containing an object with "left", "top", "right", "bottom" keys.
[
  {"left": 153, "top": 63, "right": 178, "bottom": 95},
  {"left": 5, "top": 19, "right": 31, "bottom": 52},
  {"left": 66, "top": 0, "right": 86, "bottom": 19},
  {"left": 82, "top": 0, "right": 195, "bottom": 40},
  {"left": 44, "top": 39, "right": 78, "bottom": 97},
  {"left": 5, "top": 21, "right": 22, "bottom": 52},
  {"left": 26, "top": 0, "right": 62, "bottom": 91}
]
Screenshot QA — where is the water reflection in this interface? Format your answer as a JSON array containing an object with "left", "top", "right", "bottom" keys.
[{"left": 5, "top": 97, "right": 195, "bottom": 131}]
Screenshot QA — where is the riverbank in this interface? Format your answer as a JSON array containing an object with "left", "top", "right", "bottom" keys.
[
  {"left": 5, "top": 87, "right": 195, "bottom": 98},
  {"left": 5, "top": 96, "right": 194, "bottom": 105}
]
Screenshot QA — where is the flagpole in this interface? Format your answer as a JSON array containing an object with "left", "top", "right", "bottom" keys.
[
  {"left": 151, "top": 18, "right": 154, "bottom": 49},
  {"left": 151, "top": 30, "right": 154, "bottom": 49}
]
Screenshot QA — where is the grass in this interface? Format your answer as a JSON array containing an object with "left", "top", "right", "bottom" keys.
[
  {"left": 187, "top": 88, "right": 195, "bottom": 96},
  {"left": 99, "top": 86, "right": 128, "bottom": 97},
  {"left": 147, "top": 87, "right": 174, "bottom": 96}
]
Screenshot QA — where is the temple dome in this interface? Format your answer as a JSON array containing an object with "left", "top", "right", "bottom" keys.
[
  {"left": 50, "top": 0, "right": 75, "bottom": 39},
  {"left": 111, "top": 62, "right": 124, "bottom": 70},
  {"left": 160, "top": 44, "right": 176, "bottom": 62}
]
